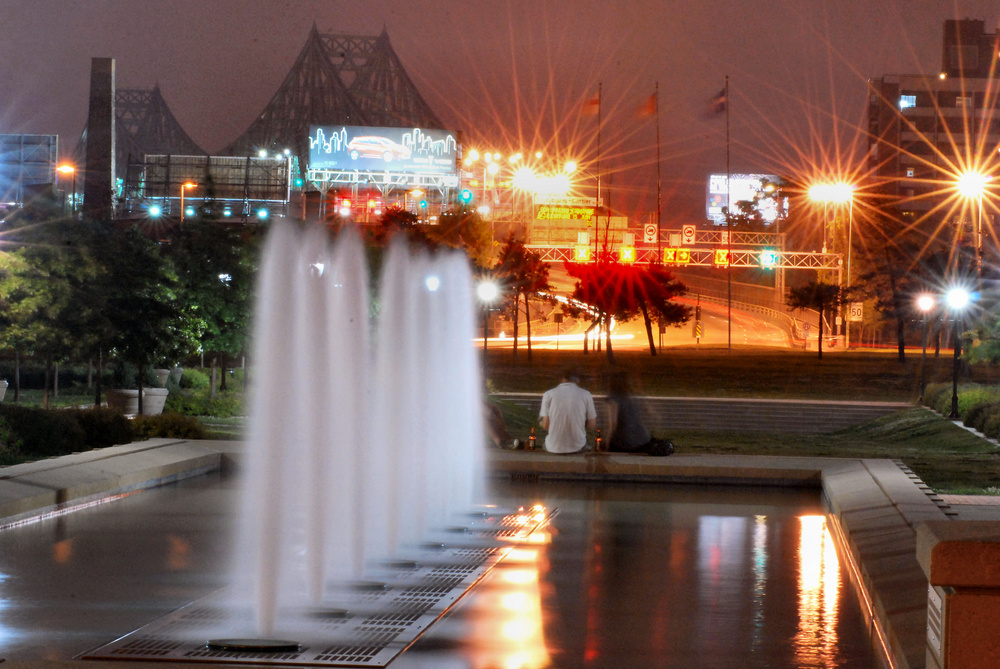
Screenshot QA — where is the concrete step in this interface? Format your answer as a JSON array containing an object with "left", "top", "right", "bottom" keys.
[{"left": 495, "top": 393, "right": 913, "bottom": 435}]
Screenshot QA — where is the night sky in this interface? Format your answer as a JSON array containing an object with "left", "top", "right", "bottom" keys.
[{"left": 2, "top": 0, "right": 998, "bottom": 219}]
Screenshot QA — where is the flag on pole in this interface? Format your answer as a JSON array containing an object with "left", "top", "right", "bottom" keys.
[
  {"left": 706, "top": 87, "right": 727, "bottom": 117},
  {"left": 635, "top": 92, "right": 656, "bottom": 117},
  {"left": 582, "top": 93, "right": 600, "bottom": 115}
]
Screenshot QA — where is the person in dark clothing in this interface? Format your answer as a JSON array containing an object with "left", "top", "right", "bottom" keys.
[{"left": 605, "top": 371, "right": 674, "bottom": 456}]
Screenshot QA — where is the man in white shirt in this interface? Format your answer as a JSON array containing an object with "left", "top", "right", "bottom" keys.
[{"left": 539, "top": 369, "right": 597, "bottom": 454}]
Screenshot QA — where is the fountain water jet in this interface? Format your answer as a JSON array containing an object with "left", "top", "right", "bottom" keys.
[{"left": 231, "top": 223, "right": 486, "bottom": 638}]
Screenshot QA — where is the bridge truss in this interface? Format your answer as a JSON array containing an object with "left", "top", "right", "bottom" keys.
[
  {"left": 526, "top": 245, "right": 844, "bottom": 272},
  {"left": 227, "top": 25, "right": 444, "bottom": 176}
]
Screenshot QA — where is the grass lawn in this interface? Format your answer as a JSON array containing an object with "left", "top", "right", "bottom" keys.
[
  {"left": 485, "top": 346, "right": 1000, "bottom": 400},
  {"left": 487, "top": 347, "right": 1000, "bottom": 494}
]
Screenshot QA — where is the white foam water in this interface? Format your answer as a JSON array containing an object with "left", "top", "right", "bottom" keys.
[{"left": 231, "top": 223, "right": 487, "bottom": 636}]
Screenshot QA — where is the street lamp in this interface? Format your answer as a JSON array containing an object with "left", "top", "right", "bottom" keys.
[
  {"left": 477, "top": 280, "right": 500, "bottom": 384},
  {"left": 917, "top": 294, "right": 935, "bottom": 401},
  {"left": 180, "top": 182, "right": 197, "bottom": 224},
  {"left": 956, "top": 170, "right": 990, "bottom": 279},
  {"left": 809, "top": 182, "right": 855, "bottom": 345},
  {"left": 946, "top": 287, "right": 970, "bottom": 419},
  {"left": 57, "top": 164, "right": 76, "bottom": 215}
]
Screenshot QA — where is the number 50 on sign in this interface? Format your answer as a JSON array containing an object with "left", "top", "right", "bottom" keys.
[{"left": 849, "top": 302, "right": 863, "bottom": 322}]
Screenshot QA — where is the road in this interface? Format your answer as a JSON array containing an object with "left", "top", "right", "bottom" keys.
[
  {"left": 484, "top": 295, "right": 792, "bottom": 351},
  {"left": 481, "top": 263, "right": 794, "bottom": 351}
]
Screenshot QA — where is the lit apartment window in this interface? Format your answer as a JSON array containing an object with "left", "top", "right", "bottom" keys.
[
  {"left": 899, "top": 95, "right": 917, "bottom": 110},
  {"left": 957, "top": 96, "right": 973, "bottom": 108},
  {"left": 906, "top": 168, "right": 915, "bottom": 178}
]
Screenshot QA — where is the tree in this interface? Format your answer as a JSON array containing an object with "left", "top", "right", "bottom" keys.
[
  {"left": 622, "top": 264, "right": 691, "bottom": 355},
  {"left": 427, "top": 205, "right": 493, "bottom": 267},
  {"left": 727, "top": 178, "right": 788, "bottom": 232},
  {"left": 0, "top": 196, "right": 104, "bottom": 407},
  {"left": 854, "top": 207, "right": 961, "bottom": 362},
  {"left": 495, "top": 234, "right": 551, "bottom": 360},
  {"left": 373, "top": 203, "right": 493, "bottom": 268},
  {"left": 786, "top": 281, "right": 842, "bottom": 359},
  {"left": 94, "top": 226, "right": 189, "bottom": 414},
  {"left": 169, "top": 219, "right": 260, "bottom": 394},
  {"left": 565, "top": 261, "right": 691, "bottom": 362}
]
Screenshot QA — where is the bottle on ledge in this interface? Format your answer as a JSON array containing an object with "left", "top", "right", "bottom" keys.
[
  {"left": 595, "top": 428, "right": 603, "bottom": 452},
  {"left": 528, "top": 427, "right": 536, "bottom": 451}
]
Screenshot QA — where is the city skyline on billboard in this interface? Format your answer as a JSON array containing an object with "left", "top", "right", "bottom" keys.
[
  {"left": 309, "top": 125, "right": 458, "bottom": 175},
  {"left": 706, "top": 173, "right": 785, "bottom": 225}
]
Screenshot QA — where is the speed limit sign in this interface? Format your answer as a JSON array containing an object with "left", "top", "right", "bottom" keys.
[
  {"left": 643, "top": 223, "right": 658, "bottom": 243},
  {"left": 849, "top": 302, "right": 863, "bottom": 322}
]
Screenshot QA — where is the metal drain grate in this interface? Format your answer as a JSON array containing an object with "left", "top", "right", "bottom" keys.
[{"left": 82, "top": 507, "right": 553, "bottom": 667}]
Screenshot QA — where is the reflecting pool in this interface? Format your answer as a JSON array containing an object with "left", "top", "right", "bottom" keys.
[
  {"left": 396, "top": 480, "right": 881, "bottom": 668},
  {"left": 0, "top": 474, "right": 881, "bottom": 667}
]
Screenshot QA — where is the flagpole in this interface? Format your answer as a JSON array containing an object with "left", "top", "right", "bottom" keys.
[
  {"left": 596, "top": 81, "right": 602, "bottom": 261},
  {"left": 655, "top": 81, "right": 661, "bottom": 259},
  {"left": 726, "top": 74, "right": 732, "bottom": 352}
]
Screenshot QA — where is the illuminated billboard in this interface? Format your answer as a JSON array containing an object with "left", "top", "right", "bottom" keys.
[
  {"left": 308, "top": 126, "right": 458, "bottom": 175},
  {"left": 706, "top": 173, "right": 785, "bottom": 225}
]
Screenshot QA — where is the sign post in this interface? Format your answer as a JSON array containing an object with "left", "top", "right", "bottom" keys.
[{"left": 847, "top": 301, "right": 863, "bottom": 350}]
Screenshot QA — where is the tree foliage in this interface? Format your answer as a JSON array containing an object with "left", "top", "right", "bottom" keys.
[
  {"left": 727, "top": 178, "right": 788, "bottom": 232},
  {"left": 168, "top": 219, "right": 260, "bottom": 389},
  {"left": 565, "top": 260, "right": 691, "bottom": 362},
  {"left": 853, "top": 208, "right": 966, "bottom": 362},
  {"left": 495, "top": 234, "right": 552, "bottom": 360},
  {"left": 786, "top": 280, "right": 842, "bottom": 359},
  {"left": 373, "top": 204, "right": 493, "bottom": 268},
  {"left": 0, "top": 196, "right": 104, "bottom": 406}
]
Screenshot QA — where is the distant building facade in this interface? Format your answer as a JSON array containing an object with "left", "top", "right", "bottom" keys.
[{"left": 866, "top": 19, "right": 1000, "bottom": 224}]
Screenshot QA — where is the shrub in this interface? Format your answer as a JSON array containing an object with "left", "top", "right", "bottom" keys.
[
  {"left": 923, "top": 383, "right": 952, "bottom": 415},
  {"left": 0, "top": 415, "right": 22, "bottom": 465},
  {"left": 958, "top": 385, "right": 1000, "bottom": 418},
  {"left": 963, "top": 402, "right": 991, "bottom": 432},
  {"left": 165, "top": 389, "right": 243, "bottom": 417},
  {"left": 65, "top": 407, "right": 135, "bottom": 448},
  {"left": 0, "top": 404, "right": 86, "bottom": 458},
  {"left": 981, "top": 407, "right": 1000, "bottom": 440},
  {"left": 180, "top": 368, "right": 210, "bottom": 390},
  {"left": 132, "top": 411, "right": 209, "bottom": 439}
]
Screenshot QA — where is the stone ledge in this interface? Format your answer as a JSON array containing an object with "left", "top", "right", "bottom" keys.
[{"left": 0, "top": 440, "right": 233, "bottom": 524}]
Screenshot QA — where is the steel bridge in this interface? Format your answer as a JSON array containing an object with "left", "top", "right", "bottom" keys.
[{"left": 76, "top": 27, "right": 447, "bottom": 211}]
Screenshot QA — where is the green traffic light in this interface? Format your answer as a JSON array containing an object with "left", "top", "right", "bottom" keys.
[{"left": 760, "top": 250, "right": 778, "bottom": 268}]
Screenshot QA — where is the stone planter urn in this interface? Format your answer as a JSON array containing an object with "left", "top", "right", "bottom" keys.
[
  {"left": 167, "top": 367, "right": 183, "bottom": 386},
  {"left": 153, "top": 369, "right": 171, "bottom": 387},
  {"left": 0, "top": 380, "right": 7, "bottom": 402},
  {"left": 105, "top": 387, "right": 169, "bottom": 416}
]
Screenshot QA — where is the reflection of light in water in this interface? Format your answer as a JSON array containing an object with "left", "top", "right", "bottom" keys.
[
  {"left": 0, "top": 571, "right": 14, "bottom": 649},
  {"left": 502, "top": 569, "right": 538, "bottom": 586},
  {"left": 166, "top": 535, "right": 192, "bottom": 571},
  {"left": 795, "top": 515, "right": 840, "bottom": 666},
  {"left": 751, "top": 515, "right": 767, "bottom": 652},
  {"left": 507, "top": 548, "right": 539, "bottom": 561},
  {"left": 469, "top": 528, "right": 550, "bottom": 669},
  {"left": 53, "top": 538, "right": 74, "bottom": 565}
]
